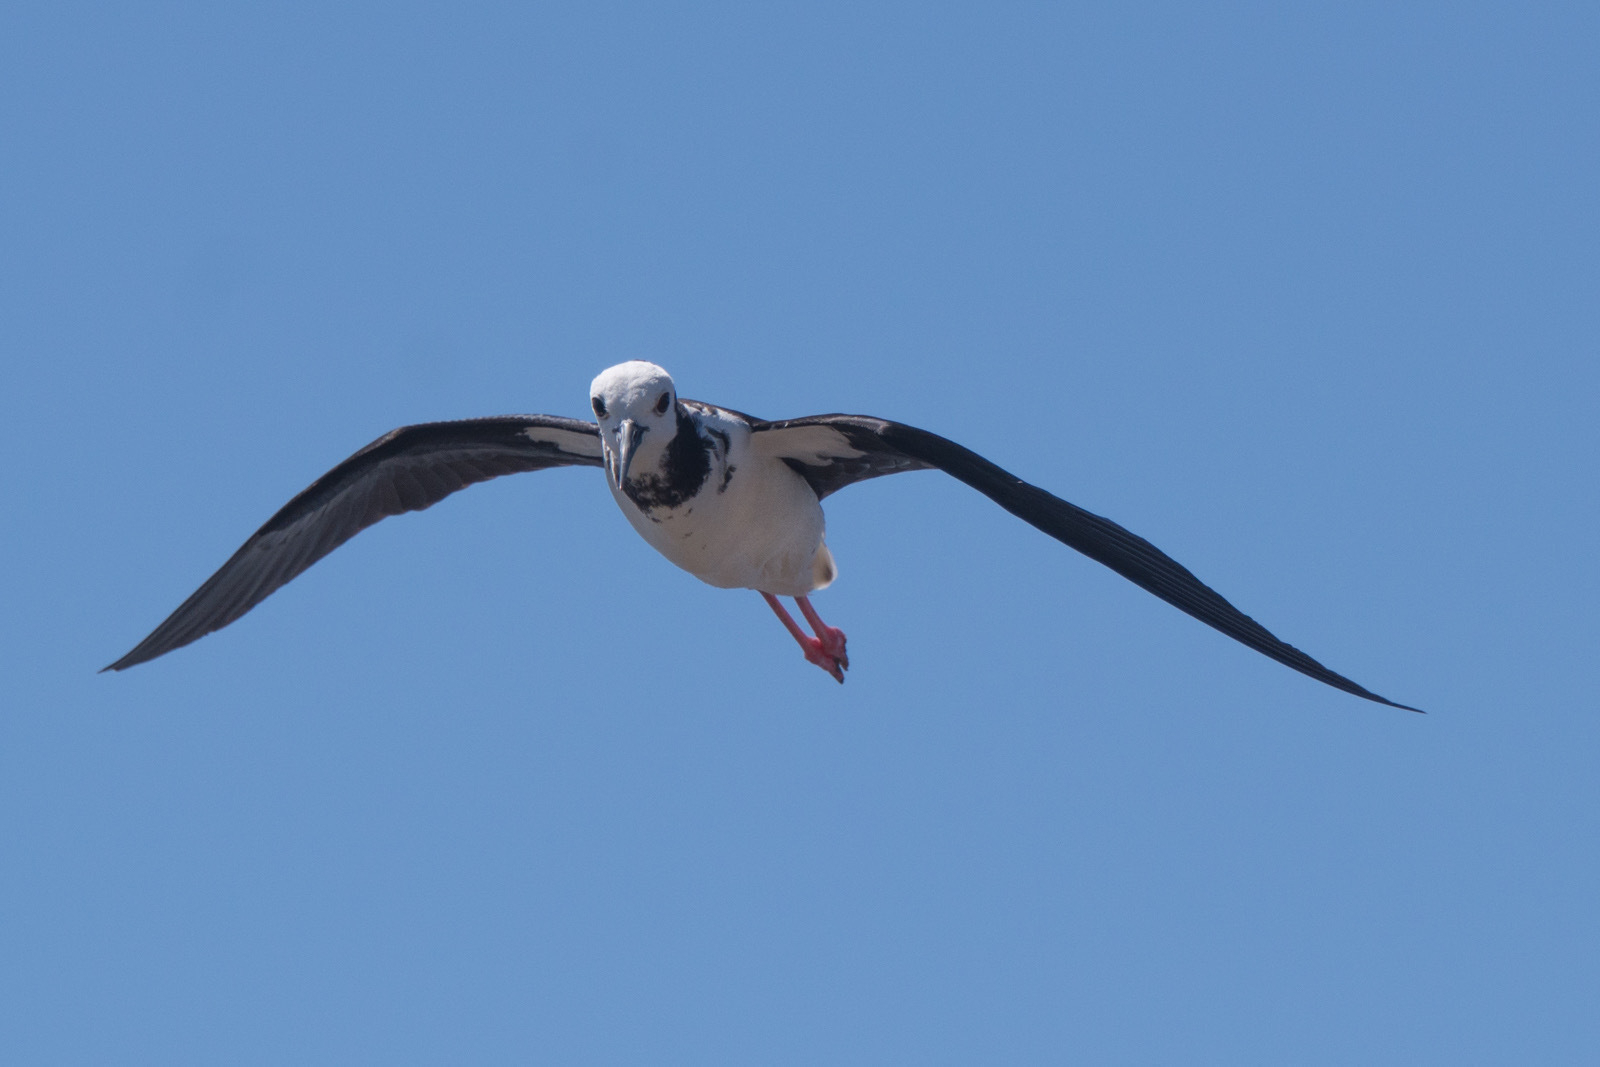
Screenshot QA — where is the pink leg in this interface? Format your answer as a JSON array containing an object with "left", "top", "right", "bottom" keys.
[
  {"left": 761, "top": 593, "right": 848, "bottom": 683},
  {"left": 795, "top": 595, "right": 849, "bottom": 670}
]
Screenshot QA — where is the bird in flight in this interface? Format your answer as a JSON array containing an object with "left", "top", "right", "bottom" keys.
[{"left": 106, "top": 361, "right": 1419, "bottom": 711}]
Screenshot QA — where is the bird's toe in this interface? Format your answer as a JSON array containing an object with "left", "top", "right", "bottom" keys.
[
  {"left": 800, "top": 637, "right": 848, "bottom": 683},
  {"left": 817, "top": 627, "right": 848, "bottom": 669}
]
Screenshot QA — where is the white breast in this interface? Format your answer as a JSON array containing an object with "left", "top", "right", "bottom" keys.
[{"left": 608, "top": 411, "right": 835, "bottom": 596}]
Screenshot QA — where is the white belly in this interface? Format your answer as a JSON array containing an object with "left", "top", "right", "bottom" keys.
[{"left": 609, "top": 450, "right": 834, "bottom": 596}]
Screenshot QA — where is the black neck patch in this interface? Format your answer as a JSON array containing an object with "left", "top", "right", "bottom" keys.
[{"left": 623, "top": 405, "right": 712, "bottom": 512}]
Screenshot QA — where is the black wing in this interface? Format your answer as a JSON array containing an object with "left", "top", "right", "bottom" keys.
[
  {"left": 751, "top": 414, "right": 1420, "bottom": 712},
  {"left": 105, "top": 415, "right": 603, "bottom": 672}
]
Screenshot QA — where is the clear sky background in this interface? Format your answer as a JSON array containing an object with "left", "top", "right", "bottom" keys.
[{"left": 3, "top": 2, "right": 1597, "bottom": 1062}]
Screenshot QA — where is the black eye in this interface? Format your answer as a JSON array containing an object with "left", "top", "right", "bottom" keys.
[
  {"left": 655, "top": 392, "right": 671, "bottom": 415},
  {"left": 592, "top": 396, "right": 607, "bottom": 418}
]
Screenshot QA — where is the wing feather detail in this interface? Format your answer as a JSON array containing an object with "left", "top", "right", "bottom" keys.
[
  {"left": 751, "top": 414, "right": 1419, "bottom": 712},
  {"left": 105, "top": 415, "right": 602, "bottom": 671}
]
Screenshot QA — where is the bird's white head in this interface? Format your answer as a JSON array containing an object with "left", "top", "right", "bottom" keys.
[{"left": 589, "top": 361, "right": 679, "bottom": 487}]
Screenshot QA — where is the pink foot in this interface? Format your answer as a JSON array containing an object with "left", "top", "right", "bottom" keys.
[
  {"left": 798, "top": 634, "right": 847, "bottom": 684},
  {"left": 762, "top": 593, "right": 849, "bottom": 683},
  {"left": 796, "top": 596, "right": 849, "bottom": 671}
]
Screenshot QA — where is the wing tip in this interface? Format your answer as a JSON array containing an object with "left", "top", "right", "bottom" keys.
[
  {"left": 101, "top": 645, "right": 158, "bottom": 673},
  {"left": 1361, "top": 690, "right": 1424, "bottom": 714}
]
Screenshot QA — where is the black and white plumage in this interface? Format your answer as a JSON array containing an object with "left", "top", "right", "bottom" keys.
[{"left": 106, "top": 361, "right": 1420, "bottom": 713}]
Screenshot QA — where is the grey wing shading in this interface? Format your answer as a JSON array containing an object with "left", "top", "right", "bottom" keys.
[
  {"left": 104, "top": 415, "right": 603, "bottom": 672},
  {"left": 750, "top": 414, "right": 1420, "bottom": 713}
]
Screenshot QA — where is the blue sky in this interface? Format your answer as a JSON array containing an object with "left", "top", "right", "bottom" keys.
[{"left": 3, "top": 2, "right": 1597, "bottom": 1062}]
